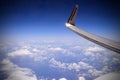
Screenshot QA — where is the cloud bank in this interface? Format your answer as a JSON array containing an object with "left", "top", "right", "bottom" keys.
[{"left": 0, "top": 59, "right": 37, "bottom": 80}]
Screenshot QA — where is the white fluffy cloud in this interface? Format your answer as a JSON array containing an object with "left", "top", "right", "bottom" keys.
[
  {"left": 49, "top": 47, "right": 65, "bottom": 52},
  {"left": 0, "top": 59, "right": 37, "bottom": 80},
  {"left": 50, "top": 58, "right": 93, "bottom": 71},
  {"left": 84, "top": 46, "right": 105, "bottom": 56},
  {"left": 87, "top": 46, "right": 104, "bottom": 52},
  {"left": 7, "top": 44, "right": 75, "bottom": 62},
  {"left": 50, "top": 58, "right": 103, "bottom": 77},
  {"left": 7, "top": 47, "right": 47, "bottom": 62},
  {"left": 52, "top": 78, "right": 56, "bottom": 80},
  {"left": 48, "top": 47, "right": 75, "bottom": 57},
  {"left": 88, "top": 69, "right": 103, "bottom": 77},
  {"left": 8, "top": 49, "right": 31, "bottom": 57},
  {"left": 78, "top": 77, "right": 86, "bottom": 80},
  {"left": 59, "top": 78, "right": 67, "bottom": 80},
  {"left": 67, "top": 61, "right": 93, "bottom": 72},
  {"left": 50, "top": 58, "right": 66, "bottom": 69}
]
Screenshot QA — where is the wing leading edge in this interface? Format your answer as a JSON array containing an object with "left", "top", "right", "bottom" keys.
[{"left": 65, "top": 5, "right": 120, "bottom": 53}]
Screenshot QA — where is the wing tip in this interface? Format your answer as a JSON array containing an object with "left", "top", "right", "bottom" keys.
[{"left": 67, "top": 4, "right": 79, "bottom": 26}]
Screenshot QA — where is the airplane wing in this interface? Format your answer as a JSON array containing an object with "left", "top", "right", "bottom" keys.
[{"left": 65, "top": 5, "right": 120, "bottom": 53}]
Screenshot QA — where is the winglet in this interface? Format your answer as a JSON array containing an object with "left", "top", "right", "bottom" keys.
[{"left": 67, "top": 5, "right": 78, "bottom": 25}]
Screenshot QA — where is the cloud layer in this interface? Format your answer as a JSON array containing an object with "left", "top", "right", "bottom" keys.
[
  {"left": 0, "top": 59, "right": 37, "bottom": 80},
  {"left": 0, "top": 38, "right": 120, "bottom": 80}
]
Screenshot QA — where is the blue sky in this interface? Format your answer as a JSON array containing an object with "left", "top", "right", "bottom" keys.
[{"left": 0, "top": 0, "right": 120, "bottom": 40}]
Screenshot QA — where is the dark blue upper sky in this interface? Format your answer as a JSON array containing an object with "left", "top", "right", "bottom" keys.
[{"left": 0, "top": 0, "right": 120, "bottom": 40}]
